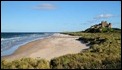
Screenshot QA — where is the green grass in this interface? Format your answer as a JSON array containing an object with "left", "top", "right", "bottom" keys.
[
  {"left": 83, "top": 27, "right": 121, "bottom": 33},
  {"left": 1, "top": 32, "right": 121, "bottom": 69}
]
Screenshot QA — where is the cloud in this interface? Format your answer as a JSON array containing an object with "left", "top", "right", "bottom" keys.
[
  {"left": 84, "top": 13, "right": 118, "bottom": 24},
  {"left": 33, "top": 3, "right": 56, "bottom": 10},
  {"left": 94, "top": 14, "right": 114, "bottom": 19}
]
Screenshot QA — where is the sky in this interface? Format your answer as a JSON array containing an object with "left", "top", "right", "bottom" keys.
[{"left": 1, "top": 1, "right": 121, "bottom": 32}]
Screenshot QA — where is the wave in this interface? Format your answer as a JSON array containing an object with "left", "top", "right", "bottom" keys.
[
  {"left": 1, "top": 33, "right": 54, "bottom": 56},
  {"left": 1, "top": 38, "right": 4, "bottom": 41}
]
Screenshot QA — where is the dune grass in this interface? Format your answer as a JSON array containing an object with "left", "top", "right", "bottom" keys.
[
  {"left": 50, "top": 32, "right": 121, "bottom": 69},
  {"left": 1, "top": 58, "right": 50, "bottom": 69}
]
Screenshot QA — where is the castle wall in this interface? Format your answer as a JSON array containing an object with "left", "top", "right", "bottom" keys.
[{"left": 91, "top": 21, "right": 112, "bottom": 29}]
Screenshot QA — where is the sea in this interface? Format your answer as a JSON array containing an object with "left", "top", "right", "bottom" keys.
[{"left": 1, "top": 32, "right": 55, "bottom": 56}]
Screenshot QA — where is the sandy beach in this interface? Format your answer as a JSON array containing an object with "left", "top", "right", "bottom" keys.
[{"left": 2, "top": 33, "right": 88, "bottom": 61}]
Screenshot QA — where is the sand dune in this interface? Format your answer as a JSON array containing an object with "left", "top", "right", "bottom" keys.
[{"left": 2, "top": 33, "right": 88, "bottom": 61}]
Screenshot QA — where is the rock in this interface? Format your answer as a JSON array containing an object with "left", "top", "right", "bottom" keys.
[{"left": 84, "top": 21, "right": 112, "bottom": 33}]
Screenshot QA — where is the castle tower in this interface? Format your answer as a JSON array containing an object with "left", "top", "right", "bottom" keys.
[
  {"left": 108, "top": 23, "right": 112, "bottom": 28},
  {"left": 101, "top": 21, "right": 108, "bottom": 27},
  {"left": 101, "top": 21, "right": 105, "bottom": 27}
]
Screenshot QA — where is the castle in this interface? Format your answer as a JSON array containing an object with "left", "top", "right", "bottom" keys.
[
  {"left": 84, "top": 21, "right": 112, "bottom": 32},
  {"left": 91, "top": 21, "right": 112, "bottom": 29}
]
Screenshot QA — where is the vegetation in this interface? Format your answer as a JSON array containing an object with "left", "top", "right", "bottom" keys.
[
  {"left": 1, "top": 32, "right": 121, "bottom": 69},
  {"left": 84, "top": 27, "right": 121, "bottom": 33},
  {"left": 1, "top": 58, "right": 50, "bottom": 69},
  {"left": 51, "top": 32, "right": 121, "bottom": 69}
]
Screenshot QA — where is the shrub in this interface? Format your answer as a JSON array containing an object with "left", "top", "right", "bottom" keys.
[{"left": 1, "top": 58, "right": 50, "bottom": 69}]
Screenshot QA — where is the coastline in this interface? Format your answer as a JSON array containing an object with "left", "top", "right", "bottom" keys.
[
  {"left": 2, "top": 33, "right": 89, "bottom": 61},
  {"left": 1, "top": 33, "right": 53, "bottom": 56}
]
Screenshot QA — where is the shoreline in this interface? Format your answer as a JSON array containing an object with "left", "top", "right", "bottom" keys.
[
  {"left": 1, "top": 33, "right": 54, "bottom": 56},
  {"left": 2, "top": 33, "right": 89, "bottom": 61}
]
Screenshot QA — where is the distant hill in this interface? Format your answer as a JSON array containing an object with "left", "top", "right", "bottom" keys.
[{"left": 83, "top": 21, "right": 121, "bottom": 33}]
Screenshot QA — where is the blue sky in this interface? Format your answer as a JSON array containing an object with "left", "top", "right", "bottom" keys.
[{"left": 1, "top": 1, "right": 121, "bottom": 32}]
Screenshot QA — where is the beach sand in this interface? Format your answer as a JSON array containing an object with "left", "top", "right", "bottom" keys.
[{"left": 2, "top": 33, "right": 88, "bottom": 61}]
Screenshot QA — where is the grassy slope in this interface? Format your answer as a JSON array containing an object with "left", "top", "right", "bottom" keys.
[
  {"left": 50, "top": 32, "right": 121, "bottom": 69},
  {"left": 1, "top": 32, "right": 121, "bottom": 69}
]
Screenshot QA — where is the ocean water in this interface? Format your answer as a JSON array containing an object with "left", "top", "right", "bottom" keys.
[{"left": 1, "top": 32, "right": 55, "bottom": 56}]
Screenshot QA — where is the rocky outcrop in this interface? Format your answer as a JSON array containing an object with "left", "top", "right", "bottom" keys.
[{"left": 84, "top": 21, "right": 113, "bottom": 33}]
